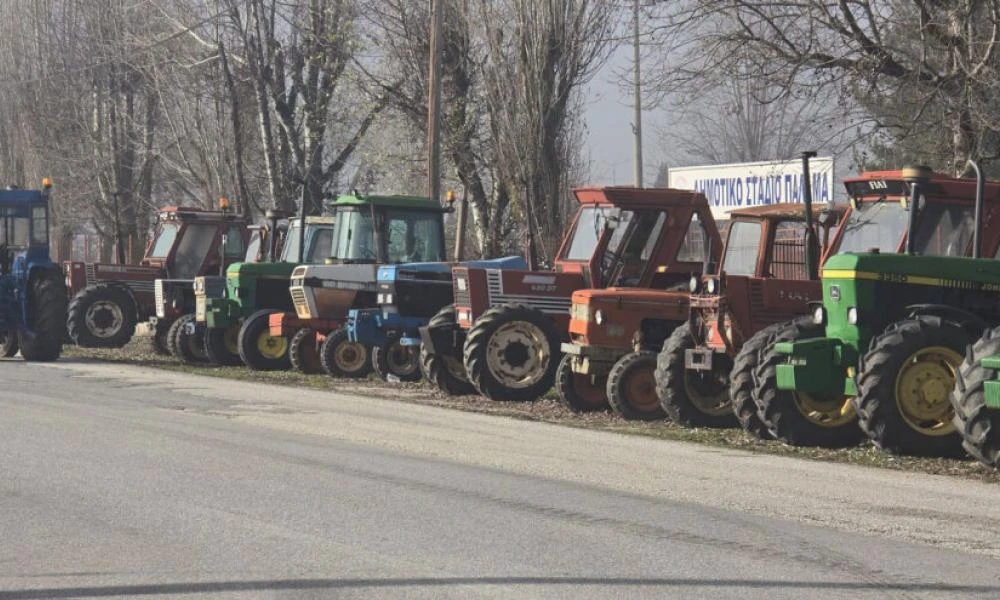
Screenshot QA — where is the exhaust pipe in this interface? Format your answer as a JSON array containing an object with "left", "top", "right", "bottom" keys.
[
  {"left": 967, "top": 159, "right": 985, "bottom": 259},
  {"left": 800, "top": 151, "right": 818, "bottom": 279},
  {"left": 902, "top": 165, "right": 933, "bottom": 255}
]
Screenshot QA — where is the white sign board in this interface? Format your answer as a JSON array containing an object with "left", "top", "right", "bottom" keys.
[{"left": 667, "top": 157, "right": 836, "bottom": 220}]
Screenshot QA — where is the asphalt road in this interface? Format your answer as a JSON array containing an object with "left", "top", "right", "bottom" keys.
[{"left": 1, "top": 358, "right": 999, "bottom": 599}]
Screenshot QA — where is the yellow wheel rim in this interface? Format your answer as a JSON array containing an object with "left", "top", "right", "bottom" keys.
[
  {"left": 224, "top": 324, "right": 240, "bottom": 354},
  {"left": 795, "top": 391, "right": 856, "bottom": 427},
  {"left": 894, "top": 345, "right": 961, "bottom": 437},
  {"left": 255, "top": 330, "right": 288, "bottom": 360}
]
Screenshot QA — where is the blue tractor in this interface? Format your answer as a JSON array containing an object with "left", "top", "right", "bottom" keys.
[
  {"left": 0, "top": 181, "right": 67, "bottom": 361},
  {"left": 347, "top": 256, "right": 526, "bottom": 382}
]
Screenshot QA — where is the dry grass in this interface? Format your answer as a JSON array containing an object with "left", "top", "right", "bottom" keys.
[{"left": 63, "top": 339, "right": 1000, "bottom": 485}]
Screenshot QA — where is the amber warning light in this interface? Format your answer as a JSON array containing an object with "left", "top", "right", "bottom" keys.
[
  {"left": 219, "top": 197, "right": 231, "bottom": 211},
  {"left": 41, "top": 177, "right": 52, "bottom": 189}
]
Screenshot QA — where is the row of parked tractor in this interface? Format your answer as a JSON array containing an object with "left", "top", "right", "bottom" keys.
[{"left": 2, "top": 155, "right": 999, "bottom": 471}]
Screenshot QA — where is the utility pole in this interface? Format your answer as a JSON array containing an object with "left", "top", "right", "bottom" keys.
[
  {"left": 632, "top": 0, "right": 643, "bottom": 188},
  {"left": 427, "top": 0, "right": 444, "bottom": 204}
]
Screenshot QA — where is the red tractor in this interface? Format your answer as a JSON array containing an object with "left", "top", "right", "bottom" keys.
[
  {"left": 64, "top": 205, "right": 250, "bottom": 348},
  {"left": 420, "top": 187, "right": 722, "bottom": 402}
]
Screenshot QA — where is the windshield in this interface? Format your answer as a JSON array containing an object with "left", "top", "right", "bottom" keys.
[
  {"left": 280, "top": 221, "right": 302, "bottom": 262},
  {"left": 172, "top": 223, "right": 219, "bottom": 278},
  {"left": 305, "top": 226, "right": 335, "bottom": 262},
  {"left": 385, "top": 209, "right": 444, "bottom": 263},
  {"left": 0, "top": 206, "right": 31, "bottom": 249},
  {"left": 149, "top": 222, "right": 180, "bottom": 257},
  {"left": 564, "top": 206, "right": 619, "bottom": 261},
  {"left": 722, "top": 220, "right": 762, "bottom": 276},
  {"left": 911, "top": 203, "right": 974, "bottom": 257},
  {"left": 330, "top": 209, "right": 375, "bottom": 261},
  {"left": 835, "top": 201, "right": 906, "bottom": 254}
]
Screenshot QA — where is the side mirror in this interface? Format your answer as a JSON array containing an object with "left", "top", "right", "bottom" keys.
[{"left": 605, "top": 207, "right": 622, "bottom": 230}]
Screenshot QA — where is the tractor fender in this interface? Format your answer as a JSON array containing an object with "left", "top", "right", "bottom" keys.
[{"left": 905, "top": 303, "right": 987, "bottom": 334}]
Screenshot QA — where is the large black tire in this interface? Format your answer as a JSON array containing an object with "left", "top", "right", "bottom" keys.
[
  {"left": 729, "top": 323, "right": 786, "bottom": 440},
  {"left": 319, "top": 326, "right": 372, "bottom": 378},
  {"left": 655, "top": 324, "right": 734, "bottom": 427},
  {"left": 463, "top": 304, "right": 561, "bottom": 402},
  {"left": 238, "top": 310, "right": 290, "bottom": 371},
  {"left": 373, "top": 333, "right": 422, "bottom": 382},
  {"left": 555, "top": 353, "right": 609, "bottom": 413},
  {"left": 289, "top": 327, "right": 323, "bottom": 374},
  {"left": 855, "top": 316, "right": 966, "bottom": 457},
  {"left": 203, "top": 323, "right": 243, "bottom": 366},
  {"left": 607, "top": 351, "right": 663, "bottom": 421},
  {"left": 151, "top": 318, "right": 174, "bottom": 356},
  {"left": 420, "top": 305, "right": 474, "bottom": 396},
  {"left": 952, "top": 326, "right": 1000, "bottom": 468},
  {"left": 168, "top": 314, "right": 207, "bottom": 364},
  {"left": 0, "top": 330, "right": 18, "bottom": 357},
  {"left": 20, "top": 270, "right": 67, "bottom": 362},
  {"left": 66, "top": 283, "right": 136, "bottom": 348},
  {"left": 754, "top": 317, "right": 863, "bottom": 448}
]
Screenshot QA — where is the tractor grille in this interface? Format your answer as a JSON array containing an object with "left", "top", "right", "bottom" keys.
[
  {"left": 290, "top": 287, "right": 309, "bottom": 317},
  {"left": 154, "top": 280, "right": 165, "bottom": 314},
  {"left": 486, "top": 269, "right": 503, "bottom": 297},
  {"left": 453, "top": 278, "right": 471, "bottom": 308}
]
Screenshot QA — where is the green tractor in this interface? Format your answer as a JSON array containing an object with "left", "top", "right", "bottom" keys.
[
  {"left": 195, "top": 214, "right": 335, "bottom": 368},
  {"left": 761, "top": 164, "right": 1000, "bottom": 457}
]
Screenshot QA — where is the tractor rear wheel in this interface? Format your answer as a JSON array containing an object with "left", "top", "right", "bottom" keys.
[
  {"left": 608, "top": 351, "right": 663, "bottom": 420},
  {"left": 420, "top": 305, "right": 474, "bottom": 396},
  {"left": 753, "top": 318, "right": 862, "bottom": 448},
  {"left": 463, "top": 304, "right": 561, "bottom": 402},
  {"left": 855, "top": 316, "right": 966, "bottom": 457},
  {"left": 67, "top": 283, "right": 136, "bottom": 348},
  {"left": 238, "top": 310, "right": 290, "bottom": 371},
  {"left": 168, "top": 314, "right": 207, "bottom": 364},
  {"left": 151, "top": 318, "right": 173, "bottom": 356},
  {"left": 319, "top": 327, "right": 372, "bottom": 378},
  {"left": 203, "top": 322, "right": 243, "bottom": 366},
  {"left": 289, "top": 328, "right": 323, "bottom": 374},
  {"left": 373, "top": 333, "right": 421, "bottom": 382},
  {"left": 20, "top": 270, "right": 67, "bottom": 362},
  {"left": 952, "top": 326, "right": 1000, "bottom": 468},
  {"left": 555, "top": 353, "right": 609, "bottom": 413},
  {"left": 655, "top": 324, "right": 733, "bottom": 427},
  {"left": 0, "top": 330, "right": 18, "bottom": 357},
  {"left": 729, "top": 323, "right": 785, "bottom": 440}
]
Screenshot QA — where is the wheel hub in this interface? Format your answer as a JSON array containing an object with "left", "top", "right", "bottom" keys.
[
  {"left": 794, "top": 392, "right": 856, "bottom": 427},
  {"left": 336, "top": 341, "right": 367, "bottom": 371},
  {"left": 682, "top": 364, "right": 730, "bottom": 416},
  {"left": 624, "top": 365, "right": 658, "bottom": 412},
  {"left": 894, "top": 346, "right": 961, "bottom": 436},
  {"left": 485, "top": 321, "right": 549, "bottom": 389},
  {"left": 256, "top": 332, "right": 288, "bottom": 359},
  {"left": 387, "top": 342, "right": 417, "bottom": 375},
  {"left": 85, "top": 300, "right": 123, "bottom": 338}
]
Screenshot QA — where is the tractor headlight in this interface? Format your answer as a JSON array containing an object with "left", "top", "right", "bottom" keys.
[
  {"left": 847, "top": 307, "right": 859, "bottom": 325},
  {"left": 456, "top": 278, "right": 467, "bottom": 291},
  {"left": 706, "top": 277, "right": 717, "bottom": 294},
  {"left": 689, "top": 276, "right": 699, "bottom": 293},
  {"left": 812, "top": 305, "right": 826, "bottom": 325},
  {"left": 384, "top": 293, "right": 393, "bottom": 305},
  {"left": 377, "top": 293, "right": 385, "bottom": 304},
  {"left": 595, "top": 309, "right": 606, "bottom": 326}
]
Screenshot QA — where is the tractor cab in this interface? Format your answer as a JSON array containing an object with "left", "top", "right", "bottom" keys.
[
  {"left": 142, "top": 206, "right": 250, "bottom": 278},
  {"left": 0, "top": 187, "right": 51, "bottom": 276},
  {"left": 324, "top": 195, "right": 447, "bottom": 265}
]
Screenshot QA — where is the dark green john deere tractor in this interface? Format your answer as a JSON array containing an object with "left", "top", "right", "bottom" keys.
[
  {"left": 195, "top": 214, "right": 336, "bottom": 368},
  {"left": 764, "top": 164, "right": 1000, "bottom": 458}
]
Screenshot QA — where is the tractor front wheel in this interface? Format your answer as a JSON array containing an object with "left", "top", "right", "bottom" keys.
[
  {"left": 420, "top": 305, "right": 474, "bottom": 396},
  {"left": 151, "top": 318, "right": 174, "bottom": 356},
  {"left": 855, "top": 316, "right": 966, "bottom": 457},
  {"left": 319, "top": 327, "right": 372, "bottom": 378},
  {"left": 655, "top": 324, "right": 733, "bottom": 427},
  {"left": 0, "top": 330, "right": 19, "bottom": 357},
  {"left": 729, "top": 323, "right": 785, "bottom": 440},
  {"left": 67, "top": 283, "right": 136, "bottom": 348},
  {"left": 373, "top": 333, "right": 421, "bottom": 382},
  {"left": 289, "top": 328, "right": 323, "bottom": 374},
  {"left": 754, "top": 318, "right": 862, "bottom": 448},
  {"left": 203, "top": 322, "right": 243, "bottom": 366},
  {"left": 463, "top": 304, "right": 561, "bottom": 402},
  {"left": 608, "top": 351, "right": 663, "bottom": 421},
  {"left": 555, "top": 354, "right": 609, "bottom": 413},
  {"left": 238, "top": 310, "right": 290, "bottom": 371},
  {"left": 952, "top": 326, "right": 1000, "bottom": 468},
  {"left": 168, "top": 314, "right": 207, "bottom": 364},
  {"left": 20, "top": 270, "right": 67, "bottom": 362}
]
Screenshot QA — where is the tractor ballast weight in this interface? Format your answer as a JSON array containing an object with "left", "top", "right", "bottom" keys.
[
  {"left": 421, "top": 186, "right": 722, "bottom": 403},
  {"left": 770, "top": 165, "right": 1000, "bottom": 457},
  {"left": 0, "top": 181, "right": 67, "bottom": 361},
  {"left": 64, "top": 205, "right": 250, "bottom": 348},
  {"left": 346, "top": 256, "right": 527, "bottom": 382}
]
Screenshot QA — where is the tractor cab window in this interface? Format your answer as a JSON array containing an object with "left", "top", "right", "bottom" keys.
[
  {"left": 676, "top": 212, "right": 709, "bottom": 263},
  {"left": 149, "top": 222, "right": 180, "bottom": 257},
  {"left": 280, "top": 221, "right": 303, "bottom": 262},
  {"left": 768, "top": 220, "right": 809, "bottom": 280},
  {"left": 172, "top": 223, "right": 219, "bottom": 278},
  {"left": 305, "top": 226, "right": 335, "bottom": 263},
  {"left": 245, "top": 230, "right": 262, "bottom": 262},
  {"left": 385, "top": 209, "right": 445, "bottom": 263},
  {"left": 835, "top": 201, "right": 906, "bottom": 254},
  {"left": 601, "top": 209, "right": 668, "bottom": 285},
  {"left": 911, "top": 202, "right": 974, "bottom": 257},
  {"left": 564, "top": 206, "right": 620, "bottom": 261},
  {"left": 330, "top": 208, "right": 376, "bottom": 262},
  {"left": 222, "top": 225, "right": 246, "bottom": 259},
  {"left": 0, "top": 206, "right": 30, "bottom": 249},
  {"left": 721, "top": 220, "right": 762, "bottom": 276}
]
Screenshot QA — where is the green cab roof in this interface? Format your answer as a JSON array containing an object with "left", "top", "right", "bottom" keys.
[{"left": 330, "top": 194, "right": 442, "bottom": 210}]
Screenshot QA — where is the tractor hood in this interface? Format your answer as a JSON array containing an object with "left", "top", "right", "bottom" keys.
[
  {"left": 379, "top": 255, "right": 528, "bottom": 284},
  {"left": 289, "top": 264, "right": 378, "bottom": 320},
  {"left": 225, "top": 260, "right": 297, "bottom": 281},
  {"left": 821, "top": 251, "right": 1000, "bottom": 285},
  {"left": 571, "top": 287, "right": 684, "bottom": 306}
]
